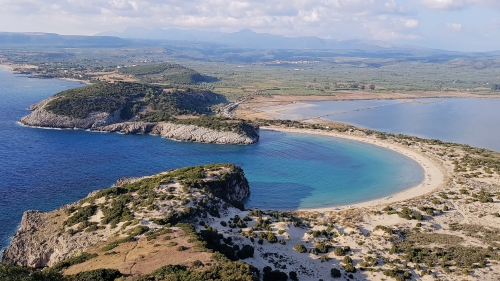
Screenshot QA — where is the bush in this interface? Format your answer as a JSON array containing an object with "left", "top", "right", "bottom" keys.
[
  {"left": 65, "top": 268, "right": 122, "bottom": 281},
  {"left": 331, "top": 268, "right": 341, "bottom": 278},
  {"left": 267, "top": 232, "right": 278, "bottom": 243},
  {"left": 263, "top": 268, "right": 288, "bottom": 281},
  {"left": 294, "top": 244, "right": 307, "bottom": 253},
  {"left": 342, "top": 263, "right": 356, "bottom": 273},
  {"left": 334, "top": 247, "right": 345, "bottom": 256},
  {"left": 289, "top": 271, "right": 298, "bottom": 281},
  {"left": 316, "top": 243, "right": 330, "bottom": 253},
  {"left": 342, "top": 256, "right": 353, "bottom": 264},
  {"left": 52, "top": 252, "right": 98, "bottom": 272},
  {"left": 236, "top": 245, "right": 254, "bottom": 259},
  {"left": 0, "top": 264, "right": 64, "bottom": 281}
]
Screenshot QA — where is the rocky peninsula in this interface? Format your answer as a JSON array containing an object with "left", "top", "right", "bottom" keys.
[{"left": 19, "top": 82, "right": 259, "bottom": 145}]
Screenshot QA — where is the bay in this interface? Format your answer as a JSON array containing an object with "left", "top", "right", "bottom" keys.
[{"left": 0, "top": 68, "right": 422, "bottom": 252}]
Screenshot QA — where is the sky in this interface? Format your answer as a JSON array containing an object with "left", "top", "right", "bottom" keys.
[{"left": 0, "top": 0, "right": 499, "bottom": 52}]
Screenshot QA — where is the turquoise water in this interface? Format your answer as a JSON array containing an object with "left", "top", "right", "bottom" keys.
[
  {"left": 265, "top": 98, "right": 500, "bottom": 152},
  {"left": 0, "top": 68, "right": 423, "bottom": 252}
]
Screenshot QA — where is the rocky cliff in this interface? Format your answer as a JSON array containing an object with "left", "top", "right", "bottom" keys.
[
  {"left": 2, "top": 164, "right": 250, "bottom": 268},
  {"left": 20, "top": 98, "right": 123, "bottom": 129},
  {"left": 93, "top": 121, "right": 258, "bottom": 145},
  {"left": 19, "top": 99, "right": 259, "bottom": 144}
]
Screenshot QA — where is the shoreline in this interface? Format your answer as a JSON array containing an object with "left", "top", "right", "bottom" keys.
[{"left": 262, "top": 126, "right": 446, "bottom": 211}]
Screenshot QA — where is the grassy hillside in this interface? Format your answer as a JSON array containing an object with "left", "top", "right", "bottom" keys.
[
  {"left": 119, "top": 63, "right": 211, "bottom": 85},
  {"left": 45, "top": 82, "right": 226, "bottom": 120}
]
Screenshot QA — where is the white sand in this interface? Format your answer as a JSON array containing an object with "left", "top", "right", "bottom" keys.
[{"left": 262, "top": 126, "right": 446, "bottom": 211}]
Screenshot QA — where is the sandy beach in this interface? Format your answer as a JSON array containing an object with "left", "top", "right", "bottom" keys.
[{"left": 262, "top": 126, "right": 447, "bottom": 211}]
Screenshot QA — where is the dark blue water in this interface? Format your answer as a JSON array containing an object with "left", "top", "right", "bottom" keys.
[
  {"left": 265, "top": 98, "right": 500, "bottom": 152},
  {"left": 0, "top": 68, "right": 422, "bottom": 252}
]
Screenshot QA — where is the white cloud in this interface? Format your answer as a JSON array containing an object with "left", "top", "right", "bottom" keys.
[
  {"left": 419, "top": 0, "right": 468, "bottom": 10},
  {"left": 404, "top": 19, "right": 419, "bottom": 28},
  {"left": 419, "top": 0, "right": 500, "bottom": 10},
  {"left": 445, "top": 23, "right": 462, "bottom": 31}
]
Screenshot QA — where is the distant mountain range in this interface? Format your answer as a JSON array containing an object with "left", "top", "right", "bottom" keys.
[
  {"left": 0, "top": 32, "right": 128, "bottom": 47},
  {"left": 97, "top": 27, "right": 424, "bottom": 52}
]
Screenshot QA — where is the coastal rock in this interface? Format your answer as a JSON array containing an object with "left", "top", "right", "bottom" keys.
[
  {"left": 19, "top": 99, "right": 259, "bottom": 145},
  {"left": 93, "top": 121, "right": 259, "bottom": 145},
  {"left": 20, "top": 98, "right": 122, "bottom": 129},
  {"left": 113, "top": 177, "right": 143, "bottom": 187}
]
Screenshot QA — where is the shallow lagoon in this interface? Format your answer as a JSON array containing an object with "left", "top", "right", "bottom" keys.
[
  {"left": 262, "top": 98, "right": 500, "bottom": 152},
  {"left": 0, "top": 68, "right": 422, "bottom": 251}
]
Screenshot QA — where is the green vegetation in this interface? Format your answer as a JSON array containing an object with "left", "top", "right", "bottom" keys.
[
  {"left": 172, "top": 117, "right": 258, "bottom": 139},
  {"left": 394, "top": 230, "right": 500, "bottom": 270},
  {"left": 0, "top": 264, "right": 120, "bottom": 281},
  {"left": 294, "top": 244, "right": 307, "bottom": 253},
  {"left": 65, "top": 269, "right": 122, "bottom": 281},
  {"left": 0, "top": 264, "right": 64, "bottom": 281},
  {"left": 101, "top": 236, "right": 136, "bottom": 251},
  {"left": 119, "top": 63, "right": 209, "bottom": 84},
  {"left": 138, "top": 262, "right": 257, "bottom": 281},
  {"left": 331, "top": 268, "right": 341, "bottom": 278},
  {"left": 64, "top": 204, "right": 97, "bottom": 226},
  {"left": 46, "top": 82, "right": 160, "bottom": 119},
  {"left": 52, "top": 252, "right": 98, "bottom": 272},
  {"left": 45, "top": 82, "right": 226, "bottom": 120}
]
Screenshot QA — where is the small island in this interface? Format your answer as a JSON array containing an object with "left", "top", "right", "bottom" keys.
[{"left": 20, "top": 79, "right": 259, "bottom": 145}]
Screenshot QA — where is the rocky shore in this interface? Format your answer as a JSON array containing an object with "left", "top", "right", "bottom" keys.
[{"left": 19, "top": 99, "right": 259, "bottom": 145}]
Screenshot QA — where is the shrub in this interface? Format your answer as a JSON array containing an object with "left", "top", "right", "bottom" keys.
[
  {"left": 289, "top": 271, "right": 298, "bottom": 281},
  {"left": 52, "top": 252, "right": 98, "bottom": 272},
  {"left": 316, "top": 243, "right": 330, "bottom": 253},
  {"left": 342, "top": 256, "right": 353, "bottom": 264},
  {"left": 236, "top": 245, "right": 254, "bottom": 259},
  {"left": 266, "top": 232, "right": 278, "bottom": 243},
  {"left": 65, "top": 268, "right": 122, "bottom": 281},
  {"left": 127, "top": 225, "right": 149, "bottom": 236},
  {"left": 294, "top": 244, "right": 307, "bottom": 253},
  {"left": 331, "top": 268, "right": 341, "bottom": 278},
  {"left": 342, "top": 263, "right": 356, "bottom": 273},
  {"left": 334, "top": 247, "right": 345, "bottom": 256}
]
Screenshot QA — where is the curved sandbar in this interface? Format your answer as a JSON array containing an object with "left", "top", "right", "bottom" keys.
[{"left": 262, "top": 126, "right": 446, "bottom": 210}]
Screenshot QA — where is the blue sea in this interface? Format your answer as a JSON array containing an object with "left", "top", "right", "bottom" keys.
[
  {"left": 0, "top": 67, "right": 423, "bottom": 253},
  {"left": 263, "top": 98, "right": 500, "bottom": 152}
]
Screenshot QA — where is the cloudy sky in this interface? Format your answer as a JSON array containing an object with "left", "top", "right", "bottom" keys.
[{"left": 1, "top": 0, "right": 499, "bottom": 52}]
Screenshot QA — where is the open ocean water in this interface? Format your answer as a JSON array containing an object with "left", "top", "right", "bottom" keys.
[{"left": 0, "top": 67, "right": 422, "bottom": 253}]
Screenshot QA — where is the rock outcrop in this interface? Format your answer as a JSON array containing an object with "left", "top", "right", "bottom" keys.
[
  {"left": 2, "top": 164, "right": 251, "bottom": 268},
  {"left": 1, "top": 208, "right": 104, "bottom": 268},
  {"left": 94, "top": 122, "right": 258, "bottom": 145},
  {"left": 20, "top": 98, "right": 123, "bottom": 129},
  {"left": 19, "top": 100, "right": 259, "bottom": 145}
]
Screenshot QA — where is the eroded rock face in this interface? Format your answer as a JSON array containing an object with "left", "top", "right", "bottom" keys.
[
  {"left": 93, "top": 122, "right": 258, "bottom": 145},
  {"left": 20, "top": 98, "right": 122, "bottom": 129},
  {"left": 19, "top": 100, "right": 259, "bottom": 145}
]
